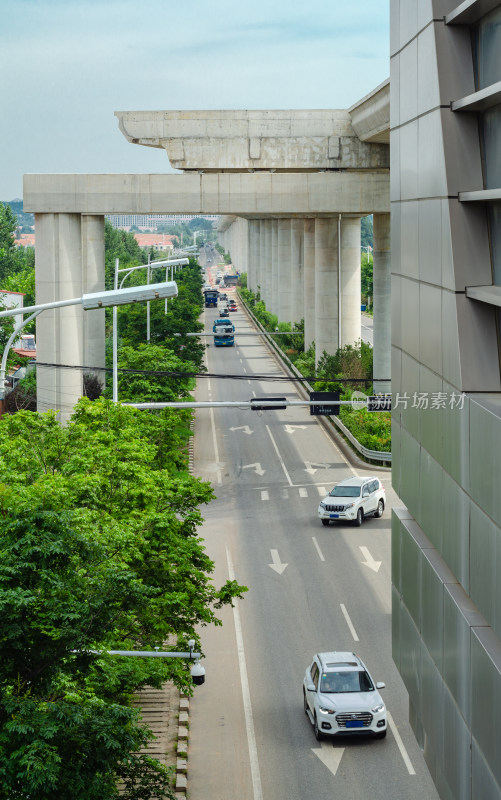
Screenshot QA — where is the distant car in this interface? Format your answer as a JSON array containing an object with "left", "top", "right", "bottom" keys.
[
  {"left": 219, "top": 293, "right": 228, "bottom": 302},
  {"left": 318, "top": 476, "right": 385, "bottom": 527},
  {"left": 303, "top": 651, "right": 386, "bottom": 740},
  {"left": 228, "top": 301, "right": 237, "bottom": 312},
  {"left": 219, "top": 307, "right": 230, "bottom": 317}
]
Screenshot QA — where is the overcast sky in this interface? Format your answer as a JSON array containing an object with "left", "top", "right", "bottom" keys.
[{"left": 1, "top": 0, "right": 389, "bottom": 201}]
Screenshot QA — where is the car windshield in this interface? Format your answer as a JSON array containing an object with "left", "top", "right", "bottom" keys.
[
  {"left": 320, "top": 670, "right": 374, "bottom": 693},
  {"left": 329, "top": 486, "right": 361, "bottom": 497}
]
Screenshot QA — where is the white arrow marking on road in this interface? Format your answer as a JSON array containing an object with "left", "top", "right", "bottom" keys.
[
  {"left": 359, "top": 546, "right": 382, "bottom": 573},
  {"left": 268, "top": 549, "right": 288, "bottom": 575},
  {"left": 311, "top": 742, "right": 345, "bottom": 776},
  {"left": 242, "top": 462, "right": 265, "bottom": 477},
  {"left": 304, "top": 460, "right": 330, "bottom": 475},
  {"left": 229, "top": 425, "right": 254, "bottom": 435},
  {"left": 284, "top": 424, "right": 307, "bottom": 434}
]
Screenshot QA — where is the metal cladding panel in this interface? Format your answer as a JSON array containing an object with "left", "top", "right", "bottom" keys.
[
  {"left": 401, "top": 352, "right": 421, "bottom": 440},
  {"left": 391, "top": 411, "right": 402, "bottom": 497},
  {"left": 401, "top": 519, "right": 422, "bottom": 627},
  {"left": 444, "top": 583, "right": 486, "bottom": 730},
  {"left": 401, "top": 277, "right": 420, "bottom": 361},
  {"left": 419, "top": 283, "right": 443, "bottom": 375},
  {"left": 421, "top": 548, "right": 446, "bottom": 670},
  {"left": 471, "top": 627, "right": 501, "bottom": 790},
  {"left": 398, "top": 596, "right": 422, "bottom": 702},
  {"left": 470, "top": 505, "right": 501, "bottom": 637},
  {"left": 418, "top": 365, "right": 445, "bottom": 465},
  {"left": 469, "top": 399, "right": 501, "bottom": 528},
  {"left": 399, "top": 120, "right": 419, "bottom": 201},
  {"left": 392, "top": 584, "right": 402, "bottom": 670},
  {"left": 400, "top": 38, "right": 418, "bottom": 125},
  {"left": 441, "top": 291, "right": 462, "bottom": 390},
  {"left": 472, "top": 738, "right": 501, "bottom": 800},
  {"left": 400, "top": 201, "right": 419, "bottom": 279},
  {"left": 399, "top": 427, "right": 421, "bottom": 522},
  {"left": 392, "top": 512, "right": 403, "bottom": 596},
  {"left": 441, "top": 383, "right": 470, "bottom": 488},
  {"left": 421, "top": 644, "right": 445, "bottom": 784},
  {"left": 419, "top": 451, "right": 444, "bottom": 551},
  {"left": 417, "top": 24, "right": 440, "bottom": 117},
  {"left": 441, "top": 472, "right": 470, "bottom": 591},
  {"left": 443, "top": 686, "right": 473, "bottom": 800},
  {"left": 418, "top": 198, "right": 443, "bottom": 287}
]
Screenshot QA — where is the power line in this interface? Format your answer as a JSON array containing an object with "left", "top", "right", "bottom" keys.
[{"left": 35, "top": 362, "right": 389, "bottom": 384}]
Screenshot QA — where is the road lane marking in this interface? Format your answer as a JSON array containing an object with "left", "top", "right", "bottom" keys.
[
  {"left": 317, "top": 486, "right": 327, "bottom": 496},
  {"left": 311, "top": 742, "right": 345, "bottom": 775},
  {"left": 269, "top": 549, "right": 288, "bottom": 574},
  {"left": 226, "top": 548, "right": 264, "bottom": 800},
  {"left": 266, "top": 425, "right": 293, "bottom": 486},
  {"left": 387, "top": 711, "right": 416, "bottom": 775},
  {"left": 340, "top": 603, "right": 359, "bottom": 642},
  {"left": 304, "top": 460, "right": 330, "bottom": 475},
  {"left": 299, "top": 488, "right": 308, "bottom": 498},
  {"left": 359, "top": 546, "right": 381, "bottom": 573},
  {"left": 261, "top": 490, "right": 269, "bottom": 501},
  {"left": 229, "top": 425, "right": 254, "bottom": 435},
  {"left": 312, "top": 537, "right": 325, "bottom": 562},
  {"left": 210, "top": 407, "right": 222, "bottom": 485},
  {"left": 243, "top": 462, "right": 265, "bottom": 476}
]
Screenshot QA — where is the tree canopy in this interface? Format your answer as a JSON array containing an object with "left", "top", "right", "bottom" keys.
[{"left": 0, "top": 399, "right": 246, "bottom": 798}]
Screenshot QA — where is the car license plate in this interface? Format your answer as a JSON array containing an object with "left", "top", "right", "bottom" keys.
[
  {"left": 346, "top": 720, "right": 364, "bottom": 728},
  {"left": 330, "top": 514, "right": 339, "bottom": 519}
]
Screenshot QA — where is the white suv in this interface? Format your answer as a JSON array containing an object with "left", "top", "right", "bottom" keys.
[
  {"left": 303, "top": 651, "right": 386, "bottom": 740},
  {"left": 318, "top": 476, "right": 385, "bottom": 527}
]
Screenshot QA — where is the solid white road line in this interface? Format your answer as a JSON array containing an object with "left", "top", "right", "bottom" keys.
[
  {"left": 340, "top": 603, "right": 359, "bottom": 642},
  {"left": 226, "top": 547, "right": 264, "bottom": 800},
  {"left": 312, "top": 537, "right": 325, "bottom": 562},
  {"left": 205, "top": 348, "right": 222, "bottom": 485},
  {"left": 387, "top": 711, "right": 416, "bottom": 775},
  {"left": 266, "top": 425, "right": 293, "bottom": 486}
]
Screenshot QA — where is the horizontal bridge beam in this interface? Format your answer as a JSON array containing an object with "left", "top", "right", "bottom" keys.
[{"left": 23, "top": 171, "right": 389, "bottom": 216}]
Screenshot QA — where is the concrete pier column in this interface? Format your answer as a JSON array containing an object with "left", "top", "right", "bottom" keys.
[
  {"left": 263, "top": 219, "right": 272, "bottom": 307},
  {"left": 303, "top": 219, "right": 316, "bottom": 350},
  {"left": 259, "top": 220, "right": 266, "bottom": 301},
  {"left": 278, "top": 219, "right": 292, "bottom": 324},
  {"left": 340, "top": 217, "right": 362, "bottom": 348},
  {"left": 314, "top": 216, "right": 361, "bottom": 361},
  {"left": 290, "top": 218, "right": 304, "bottom": 327},
  {"left": 271, "top": 219, "right": 279, "bottom": 315},
  {"left": 314, "top": 218, "right": 338, "bottom": 362},
  {"left": 81, "top": 215, "right": 105, "bottom": 389},
  {"left": 372, "top": 213, "right": 391, "bottom": 393},
  {"left": 35, "top": 213, "right": 85, "bottom": 423},
  {"left": 248, "top": 220, "right": 259, "bottom": 292}
]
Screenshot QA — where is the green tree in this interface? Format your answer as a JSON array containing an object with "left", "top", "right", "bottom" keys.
[
  {"left": 0, "top": 203, "right": 23, "bottom": 283},
  {"left": 0, "top": 400, "right": 247, "bottom": 796}
]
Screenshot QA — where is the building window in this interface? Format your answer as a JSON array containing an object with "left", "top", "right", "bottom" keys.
[{"left": 473, "top": 7, "right": 501, "bottom": 90}]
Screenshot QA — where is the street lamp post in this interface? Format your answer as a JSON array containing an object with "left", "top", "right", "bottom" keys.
[
  {"left": 0, "top": 281, "right": 179, "bottom": 403},
  {"left": 112, "top": 257, "right": 188, "bottom": 403}
]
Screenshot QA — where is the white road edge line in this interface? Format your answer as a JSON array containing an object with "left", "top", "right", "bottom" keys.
[
  {"left": 266, "top": 425, "right": 293, "bottom": 486},
  {"left": 205, "top": 342, "right": 222, "bottom": 485},
  {"left": 387, "top": 711, "right": 416, "bottom": 775},
  {"left": 312, "top": 537, "right": 325, "bottom": 562},
  {"left": 340, "top": 603, "right": 359, "bottom": 642},
  {"left": 227, "top": 547, "right": 264, "bottom": 800}
]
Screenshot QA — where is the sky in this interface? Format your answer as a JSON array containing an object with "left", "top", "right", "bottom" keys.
[{"left": 1, "top": 0, "right": 389, "bottom": 201}]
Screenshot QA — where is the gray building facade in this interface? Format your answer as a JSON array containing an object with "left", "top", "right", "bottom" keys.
[{"left": 391, "top": 2, "right": 501, "bottom": 799}]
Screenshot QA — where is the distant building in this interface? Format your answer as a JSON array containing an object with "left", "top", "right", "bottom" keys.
[
  {"left": 105, "top": 214, "right": 219, "bottom": 230},
  {"left": 133, "top": 233, "right": 176, "bottom": 251},
  {"left": 14, "top": 233, "right": 35, "bottom": 248}
]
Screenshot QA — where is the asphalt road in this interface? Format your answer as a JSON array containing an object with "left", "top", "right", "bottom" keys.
[{"left": 187, "top": 288, "right": 439, "bottom": 800}]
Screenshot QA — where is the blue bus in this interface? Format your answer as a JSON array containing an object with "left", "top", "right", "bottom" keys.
[{"left": 213, "top": 320, "right": 235, "bottom": 347}]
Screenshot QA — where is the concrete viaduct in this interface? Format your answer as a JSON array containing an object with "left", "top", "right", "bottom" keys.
[{"left": 23, "top": 80, "right": 390, "bottom": 421}]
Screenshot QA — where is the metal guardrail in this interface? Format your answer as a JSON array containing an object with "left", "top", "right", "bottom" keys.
[{"left": 237, "top": 293, "right": 392, "bottom": 465}]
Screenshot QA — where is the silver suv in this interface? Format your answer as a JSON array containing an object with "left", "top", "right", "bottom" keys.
[
  {"left": 303, "top": 651, "right": 386, "bottom": 740},
  {"left": 318, "top": 476, "right": 385, "bottom": 527}
]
